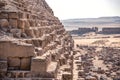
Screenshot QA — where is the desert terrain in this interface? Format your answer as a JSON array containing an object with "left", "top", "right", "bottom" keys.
[
  {"left": 73, "top": 34, "right": 120, "bottom": 48},
  {"left": 72, "top": 34, "right": 120, "bottom": 80}
]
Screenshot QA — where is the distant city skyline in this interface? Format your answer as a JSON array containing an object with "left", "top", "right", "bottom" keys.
[{"left": 46, "top": 0, "right": 120, "bottom": 20}]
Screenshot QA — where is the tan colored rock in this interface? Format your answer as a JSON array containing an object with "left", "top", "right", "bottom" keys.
[
  {"left": 10, "top": 29, "right": 21, "bottom": 38},
  {"left": 8, "top": 12, "right": 18, "bottom": 19},
  {"left": 31, "top": 57, "right": 47, "bottom": 73},
  {"left": 25, "top": 29, "right": 35, "bottom": 38},
  {"left": 0, "top": 19, "right": 9, "bottom": 28},
  {"left": 0, "top": 12, "right": 8, "bottom": 19},
  {"left": 0, "top": 0, "right": 74, "bottom": 79},
  {"left": 8, "top": 57, "right": 21, "bottom": 69},
  {"left": 18, "top": 19, "right": 25, "bottom": 29},
  {"left": 9, "top": 19, "right": 18, "bottom": 28},
  {"left": 20, "top": 57, "right": 31, "bottom": 70}
]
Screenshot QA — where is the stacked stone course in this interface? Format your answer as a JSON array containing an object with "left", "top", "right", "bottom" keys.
[{"left": 0, "top": 0, "right": 74, "bottom": 79}]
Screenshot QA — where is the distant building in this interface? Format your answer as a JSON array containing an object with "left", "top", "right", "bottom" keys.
[
  {"left": 102, "top": 27, "right": 120, "bottom": 34},
  {"left": 70, "top": 27, "right": 98, "bottom": 35}
]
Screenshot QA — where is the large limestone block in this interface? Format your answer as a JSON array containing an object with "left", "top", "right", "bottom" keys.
[
  {"left": 47, "top": 62, "right": 58, "bottom": 78},
  {"left": 25, "top": 29, "right": 35, "bottom": 38},
  {"left": 0, "top": 41, "right": 35, "bottom": 57},
  {"left": 38, "top": 39, "right": 46, "bottom": 48},
  {"left": 32, "top": 39, "right": 40, "bottom": 47},
  {"left": 8, "top": 12, "right": 18, "bottom": 19},
  {"left": 10, "top": 29, "right": 21, "bottom": 38},
  {"left": 18, "top": 20, "right": 30, "bottom": 31},
  {"left": 33, "top": 29, "right": 39, "bottom": 38},
  {"left": 18, "top": 19, "right": 25, "bottom": 29},
  {"left": 18, "top": 12, "right": 23, "bottom": 19},
  {"left": 0, "top": 60, "right": 7, "bottom": 72},
  {"left": 0, "top": 0, "right": 6, "bottom": 8},
  {"left": 0, "top": 12, "right": 8, "bottom": 19},
  {"left": 31, "top": 57, "right": 47, "bottom": 72},
  {"left": 0, "top": 19, "right": 9, "bottom": 28},
  {"left": 38, "top": 39, "right": 43, "bottom": 47},
  {"left": 38, "top": 28, "right": 43, "bottom": 37},
  {"left": 29, "top": 20, "right": 35, "bottom": 27},
  {"left": 41, "top": 21, "right": 47, "bottom": 26},
  {"left": 24, "top": 20, "right": 30, "bottom": 29},
  {"left": 9, "top": 19, "right": 18, "bottom": 28},
  {"left": 59, "top": 57, "right": 67, "bottom": 66},
  {"left": 20, "top": 57, "right": 31, "bottom": 70},
  {"left": 7, "top": 57, "right": 20, "bottom": 70}
]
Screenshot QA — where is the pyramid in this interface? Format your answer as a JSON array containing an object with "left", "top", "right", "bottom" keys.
[{"left": 0, "top": 0, "right": 74, "bottom": 79}]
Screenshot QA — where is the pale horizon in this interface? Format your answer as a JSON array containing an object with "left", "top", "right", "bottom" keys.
[{"left": 46, "top": 0, "right": 120, "bottom": 20}]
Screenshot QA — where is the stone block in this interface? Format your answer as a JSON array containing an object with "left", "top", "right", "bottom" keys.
[
  {"left": 0, "top": 12, "right": 8, "bottom": 19},
  {"left": 29, "top": 20, "right": 35, "bottom": 27},
  {"left": 25, "top": 29, "right": 35, "bottom": 38},
  {"left": 9, "top": 19, "right": 18, "bottom": 28},
  {"left": 0, "top": 60, "right": 7, "bottom": 72},
  {"left": 59, "top": 58, "right": 66, "bottom": 66},
  {"left": 38, "top": 28, "right": 43, "bottom": 37},
  {"left": 38, "top": 40, "right": 43, "bottom": 47},
  {"left": 33, "top": 29, "right": 39, "bottom": 38},
  {"left": 47, "top": 62, "right": 58, "bottom": 78},
  {"left": 0, "top": 41, "right": 35, "bottom": 58},
  {"left": 10, "top": 29, "right": 21, "bottom": 38},
  {"left": 0, "top": 1, "right": 6, "bottom": 7},
  {"left": 38, "top": 39, "right": 46, "bottom": 48},
  {"left": 8, "top": 12, "right": 18, "bottom": 19},
  {"left": 18, "top": 19, "right": 25, "bottom": 29},
  {"left": 31, "top": 57, "right": 47, "bottom": 72},
  {"left": 0, "top": 19, "right": 9, "bottom": 28},
  {"left": 24, "top": 20, "right": 30, "bottom": 29},
  {"left": 7, "top": 57, "right": 20, "bottom": 70},
  {"left": 32, "top": 39, "right": 40, "bottom": 47},
  {"left": 20, "top": 57, "right": 31, "bottom": 70},
  {"left": 18, "top": 12, "right": 23, "bottom": 18}
]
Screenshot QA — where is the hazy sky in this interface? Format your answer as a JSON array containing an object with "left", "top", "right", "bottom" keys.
[{"left": 45, "top": 0, "right": 120, "bottom": 20}]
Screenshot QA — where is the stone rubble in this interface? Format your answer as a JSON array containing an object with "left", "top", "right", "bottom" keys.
[{"left": 73, "top": 45, "right": 120, "bottom": 80}]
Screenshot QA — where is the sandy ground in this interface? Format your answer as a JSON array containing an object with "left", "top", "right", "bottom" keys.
[
  {"left": 72, "top": 34, "right": 119, "bottom": 80},
  {"left": 93, "top": 56, "right": 108, "bottom": 70},
  {"left": 73, "top": 37, "right": 120, "bottom": 48}
]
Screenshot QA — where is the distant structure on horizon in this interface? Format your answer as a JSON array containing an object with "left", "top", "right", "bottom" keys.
[
  {"left": 70, "top": 27, "right": 120, "bottom": 35},
  {"left": 101, "top": 27, "right": 120, "bottom": 34},
  {"left": 70, "top": 27, "right": 98, "bottom": 35}
]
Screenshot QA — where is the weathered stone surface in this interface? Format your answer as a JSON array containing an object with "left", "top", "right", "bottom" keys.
[
  {"left": 0, "top": 60, "right": 7, "bottom": 72},
  {"left": 0, "top": 12, "right": 8, "bottom": 19},
  {"left": 9, "top": 19, "right": 18, "bottom": 28},
  {"left": 25, "top": 29, "right": 35, "bottom": 38},
  {"left": 0, "top": 19, "right": 9, "bottom": 28},
  {"left": 18, "top": 19, "right": 25, "bottom": 29},
  {"left": 10, "top": 29, "right": 21, "bottom": 38},
  {"left": 0, "top": 0, "right": 74, "bottom": 79},
  {"left": 8, "top": 12, "right": 18, "bottom": 19}
]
